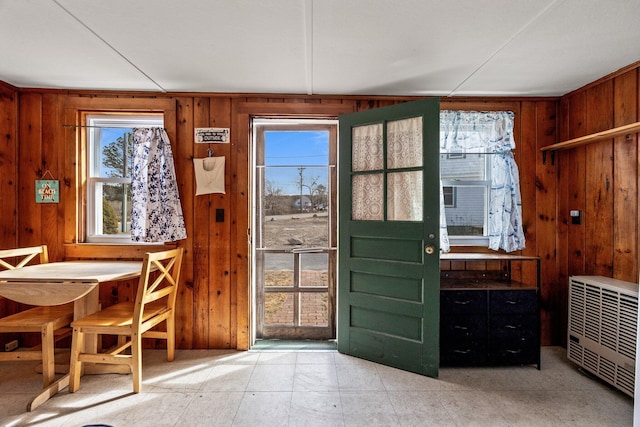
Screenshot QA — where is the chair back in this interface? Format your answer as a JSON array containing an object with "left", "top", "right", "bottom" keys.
[
  {"left": 132, "top": 248, "right": 184, "bottom": 333},
  {"left": 0, "top": 245, "right": 49, "bottom": 270}
]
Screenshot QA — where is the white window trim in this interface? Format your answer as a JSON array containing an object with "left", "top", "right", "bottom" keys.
[{"left": 85, "top": 114, "right": 163, "bottom": 243}]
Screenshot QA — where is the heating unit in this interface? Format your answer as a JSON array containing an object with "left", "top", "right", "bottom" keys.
[{"left": 567, "top": 275, "right": 638, "bottom": 396}]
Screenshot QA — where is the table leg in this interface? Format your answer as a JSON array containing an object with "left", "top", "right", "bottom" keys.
[
  {"left": 27, "top": 374, "right": 70, "bottom": 411},
  {"left": 26, "top": 286, "right": 100, "bottom": 412}
]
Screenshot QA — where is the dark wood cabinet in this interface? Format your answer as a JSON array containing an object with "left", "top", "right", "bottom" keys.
[{"left": 440, "top": 253, "right": 540, "bottom": 369}]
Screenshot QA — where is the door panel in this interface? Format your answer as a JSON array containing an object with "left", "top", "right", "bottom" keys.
[{"left": 338, "top": 98, "right": 440, "bottom": 376}]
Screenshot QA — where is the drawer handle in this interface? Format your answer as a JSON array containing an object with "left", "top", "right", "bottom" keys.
[
  {"left": 453, "top": 349, "right": 472, "bottom": 354},
  {"left": 506, "top": 349, "right": 522, "bottom": 354},
  {"left": 454, "top": 325, "right": 468, "bottom": 330},
  {"left": 454, "top": 300, "right": 472, "bottom": 305},
  {"left": 505, "top": 300, "right": 520, "bottom": 305},
  {"left": 505, "top": 324, "right": 519, "bottom": 329}
]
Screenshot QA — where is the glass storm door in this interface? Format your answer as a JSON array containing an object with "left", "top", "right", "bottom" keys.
[
  {"left": 338, "top": 98, "right": 440, "bottom": 376},
  {"left": 253, "top": 120, "right": 337, "bottom": 341}
]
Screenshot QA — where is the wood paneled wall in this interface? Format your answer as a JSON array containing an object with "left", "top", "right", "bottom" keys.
[
  {"left": 555, "top": 64, "right": 640, "bottom": 345},
  {"left": 2, "top": 81, "right": 605, "bottom": 349}
]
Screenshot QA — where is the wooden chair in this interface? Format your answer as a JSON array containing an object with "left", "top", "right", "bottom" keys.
[
  {"left": 0, "top": 245, "right": 74, "bottom": 387},
  {"left": 68, "top": 247, "right": 184, "bottom": 393}
]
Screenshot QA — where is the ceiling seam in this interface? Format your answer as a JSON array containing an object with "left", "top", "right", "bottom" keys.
[
  {"left": 53, "top": 0, "right": 167, "bottom": 92},
  {"left": 304, "top": 0, "right": 314, "bottom": 95},
  {"left": 447, "top": 0, "right": 566, "bottom": 97}
]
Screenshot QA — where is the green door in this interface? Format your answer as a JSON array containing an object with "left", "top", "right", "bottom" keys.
[{"left": 338, "top": 98, "right": 440, "bottom": 376}]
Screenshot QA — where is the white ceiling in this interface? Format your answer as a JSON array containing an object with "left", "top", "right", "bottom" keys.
[{"left": 1, "top": 0, "right": 639, "bottom": 97}]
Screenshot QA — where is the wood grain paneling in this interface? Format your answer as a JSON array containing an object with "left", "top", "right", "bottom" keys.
[
  {"left": 0, "top": 84, "right": 18, "bottom": 249},
  {"left": 555, "top": 64, "right": 640, "bottom": 346},
  {"left": 612, "top": 69, "right": 638, "bottom": 282},
  {"left": 13, "top": 83, "right": 635, "bottom": 349},
  {"left": 585, "top": 82, "right": 614, "bottom": 277},
  {"left": 0, "top": 84, "right": 18, "bottom": 327},
  {"left": 208, "top": 97, "right": 232, "bottom": 348},
  {"left": 174, "top": 97, "right": 195, "bottom": 350}
]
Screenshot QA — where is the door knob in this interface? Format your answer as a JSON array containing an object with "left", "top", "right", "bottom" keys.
[{"left": 425, "top": 244, "right": 435, "bottom": 255}]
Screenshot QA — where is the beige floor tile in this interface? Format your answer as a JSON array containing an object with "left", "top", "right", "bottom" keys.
[{"left": 0, "top": 346, "right": 632, "bottom": 426}]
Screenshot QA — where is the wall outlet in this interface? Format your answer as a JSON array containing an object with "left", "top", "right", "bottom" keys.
[{"left": 4, "top": 339, "right": 19, "bottom": 352}]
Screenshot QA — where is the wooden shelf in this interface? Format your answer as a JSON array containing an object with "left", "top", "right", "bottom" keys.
[
  {"left": 541, "top": 121, "right": 640, "bottom": 153},
  {"left": 540, "top": 121, "right": 640, "bottom": 164}
]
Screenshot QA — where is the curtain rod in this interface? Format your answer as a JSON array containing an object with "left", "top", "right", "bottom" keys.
[{"left": 63, "top": 124, "right": 165, "bottom": 129}]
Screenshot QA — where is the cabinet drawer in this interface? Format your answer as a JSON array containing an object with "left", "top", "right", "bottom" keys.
[
  {"left": 489, "top": 314, "right": 537, "bottom": 340},
  {"left": 490, "top": 290, "right": 537, "bottom": 314},
  {"left": 441, "top": 290, "right": 487, "bottom": 314},
  {"left": 489, "top": 339, "right": 538, "bottom": 365},
  {"left": 441, "top": 339, "right": 487, "bottom": 365},
  {"left": 441, "top": 315, "right": 486, "bottom": 339}
]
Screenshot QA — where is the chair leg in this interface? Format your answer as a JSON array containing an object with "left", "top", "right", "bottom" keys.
[
  {"left": 166, "top": 318, "right": 175, "bottom": 362},
  {"left": 41, "top": 322, "right": 55, "bottom": 387},
  {"left": 68, "top": 327, "right": 84, "bottom": 393},
  {"left": 132, "top": 332, "right": 142, "bottom": 393}
]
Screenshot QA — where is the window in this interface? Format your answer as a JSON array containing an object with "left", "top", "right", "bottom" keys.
[
  {"left": 442, "top": 186, "right": 456, "bottom": 208},
  {"left": 85, "top": 114, "right": 163, "bottom": 243},
  {"left": 440, "top": 152, "right": 491, "bottom": 242},
  {"left": 439, "top": 110, "right": 525, "bottom": 252}
]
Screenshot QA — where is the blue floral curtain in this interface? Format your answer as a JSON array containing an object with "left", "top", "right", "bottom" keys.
[
  {"left": 131, "top": 128, "right": 187, "bottom": 242},
  {"left": 440, "top": 111, "right": 525, "bottom": 252}
]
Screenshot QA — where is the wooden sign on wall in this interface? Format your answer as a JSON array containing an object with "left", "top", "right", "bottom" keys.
[{"left": 35, "top": 180, "right": 59, "bottom": 203}]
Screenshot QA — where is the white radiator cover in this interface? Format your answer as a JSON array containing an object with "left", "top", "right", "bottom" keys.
[{"left": 568, "top": 275, "right": 638, "bottom": 397}]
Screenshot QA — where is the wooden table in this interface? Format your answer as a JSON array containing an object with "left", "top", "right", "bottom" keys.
[{"left": 0, "top": 260, "right": 144, "bottom": 411}]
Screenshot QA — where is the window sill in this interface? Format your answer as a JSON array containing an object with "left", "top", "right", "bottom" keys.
[
  {"left": 447, "top": 236, "right": 490, "bottom": 247},
  {"left": 64, "top": 243, "right": 176, "bottom": 260}
]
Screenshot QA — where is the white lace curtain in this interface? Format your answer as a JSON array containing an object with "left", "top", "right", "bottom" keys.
[
  {"left": 439, "top": 111, "right": 525, "bottom": 253},
  {"left": 131, "top": 128, "right": 187, "bottom": 242}
]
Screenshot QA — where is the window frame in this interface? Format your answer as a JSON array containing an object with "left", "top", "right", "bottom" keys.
[{"left": 84, "top": 113, "right": 164, "bottom": 244}]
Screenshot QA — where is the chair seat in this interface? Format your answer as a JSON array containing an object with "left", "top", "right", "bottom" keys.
[
  {"left": 0, "top": 304, "right": 73, "bottom": 332},
  {"left": 71, "top": 301, "right": 168, "bottom": 329}
]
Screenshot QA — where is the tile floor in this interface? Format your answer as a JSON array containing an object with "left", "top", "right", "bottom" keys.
[{"left": 0, "top": 346, "right": 633, "bottom": 426}]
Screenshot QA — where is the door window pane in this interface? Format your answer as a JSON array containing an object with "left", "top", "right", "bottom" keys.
[
  {"left": 352, "top": 124, "right": 383, "bottom": 171},
  {"left": 387, "top": 171, "right": 423, "bottom": 221},
  {"left": 352, "top": 174, "right": 383, "bottom": 220},
  {"left": 387, "top": 117, "right": 422, "bottom": 169}
]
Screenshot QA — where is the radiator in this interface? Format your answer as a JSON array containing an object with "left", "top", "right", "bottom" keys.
[{"left": 568, "top": 275, "right": 638, "bottom": 396}]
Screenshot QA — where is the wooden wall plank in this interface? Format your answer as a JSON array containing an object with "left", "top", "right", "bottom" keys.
[
  {"left": 175, "top": 97, "right": 195, "bottom": 350},
  {"left": 230, "top": 104, "right": 249, "bottom": 349},
  {"left": 41, "top": 94, "right": 63, "bottom": 261},
  {"left": 0, "top": 84, "right": 18, "bottom": 249},
  {"left": 209, "top": 96, "right": 232, "bottom": 348},
  {"left": 0, "top": 83, "right": 18, "bottom": 325},
  {"left": 518, "top": 102, "right": 537, "bottom": 286},
  {"left": 535, "top": 101, "right": 559, "bottom": 345},
  {"left": 192, "top": 96, "right": 211, "bottom": 348},
  {"left": 62, "top": 107, "right": 80, "bottom": 245},
  {"left": 555, "top": 97, "right": 572, "bottom": 349},
  {"left": 584, "top": 81, "right": 614, "bottom": 277},
  {"left": 564, "top": 92, "right": 587, "bottom": 279},
  {"left": 18, "top": 93, "right": 43, "bottom": 247},
  {"left": 612, "top": 69, "right": 638, "bottom": 282}
]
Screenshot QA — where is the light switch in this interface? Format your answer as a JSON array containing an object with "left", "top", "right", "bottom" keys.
[{"left": 570, "top": 210, "right": 581, "bottom": 224}]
